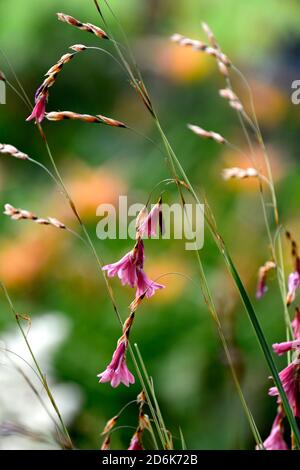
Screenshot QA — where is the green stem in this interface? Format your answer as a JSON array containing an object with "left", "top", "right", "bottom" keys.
[{"left": 0, "top": 282, "right": 74, "bottom": 449}]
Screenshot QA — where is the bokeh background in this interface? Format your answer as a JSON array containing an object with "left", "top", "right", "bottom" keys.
[{"left": 0, "top": 0, "right": 300, "bottom": 450}]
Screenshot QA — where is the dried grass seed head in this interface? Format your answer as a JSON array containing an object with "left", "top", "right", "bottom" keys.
[
  {"left": 0, "top": 143, "right": 28, "bottom": 160},
  {"left": 201, "top": 22, "right": 219, "bottom": 49},
  {"left": 219, "top": 88, "right": 243, "bottom": 111},
  {"left": 188, "top": 124, "right": 226, "bottom": 144},
  {"left": 4, "top": 204, "right": 66, "bottom": 229},
  {"left": 222, "top": 167, "right": 258, "bottom": 180},
  {"left": 46, "top": 111, "right": 127, "bottom": 128},
  {"left": 171, "top": 32, "right": 230, "bottom": 66},
  {"left": 57, "top": 12, "right": 109, "bottom": 40}
]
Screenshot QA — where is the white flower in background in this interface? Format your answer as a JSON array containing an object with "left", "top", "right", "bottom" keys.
[{"left": 0, "top": 312, "right": 82, "bottom": 449}]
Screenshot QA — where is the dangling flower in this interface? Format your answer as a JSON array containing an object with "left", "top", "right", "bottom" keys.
[
  {"left": 136, "top": 269, "right": 164, "bottom": 298},
  {"left": 269, "top": 361, "right": 300, "bottom": 418},
  {"left": 258, "top": 413, "right": 288, "bottom": 451},
  {"left": 97, "top": 339, "right": 134, "bottom": 388},
  {"left": 256, "top": 261, "right": 276, "bottom": 299},
  {"left": 292, "top": 308, "right": 300, "bottom": 338},
  {"left": 128, "top": 431, "right": 143, "bottom": 450},
  {"left": 286, "top": 271, "right": 300, "bottom": 306},
  {"left": 273, "top": 339, "right": 300, "bottom": 356},
  {"left": 256, "top": 275, "right": 267, "bottom": 299},
  {"left": 285, "top": 232, "right": 300, "bottom": 306},
  {"left": 26, "top": 92, "right": 48, "bottom": 123},
  {"left": 102, "top": 239, "right": 144, "bottom": 288},
  {"left": 137, "top": 198, "right": 163, "bottom": 238}
]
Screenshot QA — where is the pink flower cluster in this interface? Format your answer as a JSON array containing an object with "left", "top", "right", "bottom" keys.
[
  {"left": 259, "top": 310, "right": 300, "bottom": 450},
  {"left": 97, "top": 339, "right": 134, "bottom": 388},
  {"left": 102, "top": 202, "right": 165, "bottom": 300}
]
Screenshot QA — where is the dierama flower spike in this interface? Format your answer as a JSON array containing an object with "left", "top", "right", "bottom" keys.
[{"left": 97, "top": 339, "right": 134, "bottom": 388}]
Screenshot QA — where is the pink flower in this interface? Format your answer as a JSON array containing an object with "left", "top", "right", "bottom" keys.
[
  {"left": 102, "top": 240, "right": 144, "bottom": 288},
  {"left": 286, "top": 271, "right": 300, "bottom": 306},
  {"left": 269, "top": 361, "right": 300, "bottom": 417},
  {"left": 259, "top": 414, "right": 288, "bottom": 450},
  {"left": 128, "top": 433, "right": 143, "bottom": 450},
  {"left": 256, "top": 277, "right": 267, "bottom": 299},
  {"left": 103, "top": 240, "right": 164, "bottom": 299},
  {"left": 97, "top": 340, "right": 135, "bottom": 388},
  {"left": 292, "top": 309, "right": 300, "bottom": 339},
  {"left": 136, "top": 269, "right": 164, "bottom": 298},
  {"left": 255, "top": 261, "right": 276, "bottom": 300},
  {"left": 138, "top": 202, "right": 163, "bottom": 238},
  {"left": 273, "top": 339, "right": 300, "bottom": 356},
  {"left": 26, "top": 93, "right": 47, "bottom": 123}
]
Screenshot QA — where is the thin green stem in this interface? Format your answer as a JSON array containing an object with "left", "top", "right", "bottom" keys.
[
  {"left": 134, "top": 343, "right": 172, "bottom": 449},
  {"left": 0, "top": 282, "right": 74, "bottom": 449}
]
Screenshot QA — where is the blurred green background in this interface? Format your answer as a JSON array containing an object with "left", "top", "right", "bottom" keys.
[{"left": 1, "top": 0, "right": 300, "bottom": 450}]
